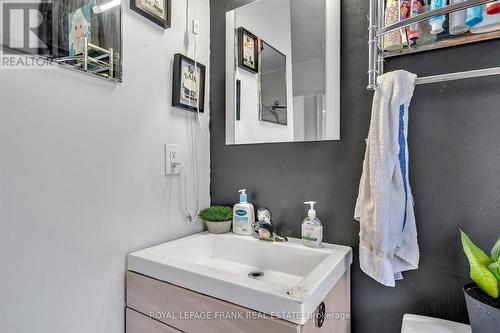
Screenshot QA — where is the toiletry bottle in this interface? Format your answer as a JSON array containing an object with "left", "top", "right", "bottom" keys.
[
  {"left": 302, "top": 201, "right": 323, "bottom": 248},
  {"left": 384, "top": 0, "right": 403, "bottom": 51},
  {"left": 232, "top": 189, "right": 255, "bottom": 236},
  {"left": 429, "top": 0, "right": 446, "bottom": 34},
  {"left": 400, "top": 0, "right": 412, "bottom": 45},
  {"left": 466, "top": 4, "right": 483, "bottom": 27},
  {"left": 416, "top": 2, "right": 438, "bottom": 45},
  {"left": 471, "top": 5, "right": 500, "bottom": 33},
  {"left": 486, "top": 1, "right": 500, "bottom": 15},
  {"left": 408, "top": 0, "right": 422, "bottom": 43},
  {"left": 449, "top": 0, "right": 470, "bottom": 35}
]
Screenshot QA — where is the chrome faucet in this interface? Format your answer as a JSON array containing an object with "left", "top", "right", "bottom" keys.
[{"left": 253, "top": 208, "right": 288, "bottom": 242}]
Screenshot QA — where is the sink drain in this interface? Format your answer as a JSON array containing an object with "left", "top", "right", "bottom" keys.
[{"left": 248, "top": 271, "right": 264, "bottom": 279}]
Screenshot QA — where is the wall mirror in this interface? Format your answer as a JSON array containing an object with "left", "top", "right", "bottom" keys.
[
  {"left": 0, "top": 0, "right": 122, "bottom": 82},
  {"left": 260, "top": 41, "right": 287, "bottom": 126},
  {"left": 225, "top": 0, "right": 340, "bottom": 145}
]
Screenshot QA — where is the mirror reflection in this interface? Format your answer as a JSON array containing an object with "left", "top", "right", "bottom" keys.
[
  {"left": 260, "top": 41, "right": 287, "bottom": 126},
  {"left": 226, "top": 0, "right": 340, "bottom": 145}
]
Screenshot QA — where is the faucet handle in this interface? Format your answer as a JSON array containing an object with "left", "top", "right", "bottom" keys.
[
  {"left": 257, "top": 207, "right": 272, "bottom": 225},
  {"left": 253, "top": 208, "right": 287, "bottom": 243}
]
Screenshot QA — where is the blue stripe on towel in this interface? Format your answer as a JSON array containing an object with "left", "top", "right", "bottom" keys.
[{"left": 398, "top": 104, "right": 408, "bottom": 231}]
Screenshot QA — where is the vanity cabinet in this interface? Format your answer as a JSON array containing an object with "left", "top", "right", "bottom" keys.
[{"left": 125, "top": 269, "right": 350, "bottom": 333}]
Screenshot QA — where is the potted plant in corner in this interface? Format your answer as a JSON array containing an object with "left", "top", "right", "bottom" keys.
[
  {"left": 460, "top": 230, "right": 500, "bottom": 333},
  {"left": 199, "top": 206, "right": 233, "bottom": 234}
]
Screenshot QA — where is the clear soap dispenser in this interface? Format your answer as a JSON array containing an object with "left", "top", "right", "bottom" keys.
[{"left": 302, "top": 201, "right": 323, "bottom": 248}]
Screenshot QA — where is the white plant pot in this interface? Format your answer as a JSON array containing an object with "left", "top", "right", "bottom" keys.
[{"left": 205, "top": 220, "right": 232, "bottom": 234}]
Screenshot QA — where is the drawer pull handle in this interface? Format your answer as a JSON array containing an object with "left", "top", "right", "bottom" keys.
[{"left": 315, "top": 301, "right": 326, "bottom": 328}]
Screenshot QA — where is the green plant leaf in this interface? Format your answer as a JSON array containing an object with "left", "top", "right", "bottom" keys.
[
  {"left": 460, "top": 230, "right": 499, "bottom": 298},
  {"left": 489, "top": 261, "right": 500, "bottom": 281},
  {"left": 491, "top": 237, "right": 500, "bottom": 261},
  {"left": 198, "top": 206, "right": 233, "bottom": 222}
]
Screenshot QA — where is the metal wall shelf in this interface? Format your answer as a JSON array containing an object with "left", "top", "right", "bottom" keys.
[
  {"left": 368, "top": 0, "right": 500, "bottom": 89},
  {"left": 383, "top": 30, "right": 500, "bottom": 57},
  {"left": 55, "top": 38, "right": 116, "bottom": 80}
]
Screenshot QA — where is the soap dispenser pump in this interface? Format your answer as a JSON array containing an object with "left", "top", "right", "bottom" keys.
[
  {"left": 232, "top": 189, "right": 255, "bottom": 236},
  {"left": 302, "top": 201, "right": 323, "bottom": 248}
]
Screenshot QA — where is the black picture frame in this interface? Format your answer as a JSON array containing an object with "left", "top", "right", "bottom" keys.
[
  {"left": 237, "top": 27, "right": 259, "bottom": 74},
  {"left": 172, "top": 53, "right": 206, "bottom": 113},
  {"left": 130, "top": 0, "right": 171, "bottom": 29}
]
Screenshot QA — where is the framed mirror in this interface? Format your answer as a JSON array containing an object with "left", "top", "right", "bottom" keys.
[
  {"left": 225, "top": 0, "right": 340, "bottom": 145},
  {"left": 259, "top": 41, "right": 287, "bottom": 126},
  {"left": 0, "top": 0, "right": 123, "bottom": 82}
]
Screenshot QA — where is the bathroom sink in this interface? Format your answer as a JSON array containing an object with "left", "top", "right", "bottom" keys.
[{"left": 127, "top": 232, "right": 352, "bottom": 323}]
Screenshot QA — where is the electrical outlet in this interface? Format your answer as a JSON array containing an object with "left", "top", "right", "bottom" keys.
[
  {"left": 192, "top": 19, "right": 200, "bottom": 35},
  {"left": 164, "top": 144, "right": 181, "bottom": 176}
]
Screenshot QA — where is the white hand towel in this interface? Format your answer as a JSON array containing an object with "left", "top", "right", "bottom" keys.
[{"left": 354, "top": 70, "right": 420, "bottom": 287}]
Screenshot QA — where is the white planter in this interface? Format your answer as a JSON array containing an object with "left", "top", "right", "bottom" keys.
[{"left": 205, "top": 220, "right": 232, "bottom": 234}]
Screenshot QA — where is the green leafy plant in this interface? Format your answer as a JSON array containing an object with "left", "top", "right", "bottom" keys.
[
  {"left": 198, "top": 206, "right": 232, "bottom": 222},
  {"left": 461, "top": 230, "right": 500, "bottom": 298}
]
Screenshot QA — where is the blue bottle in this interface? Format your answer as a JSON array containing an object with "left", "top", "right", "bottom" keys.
[
  {"left": 466, "top": 5, "right": 483, "bottom": 27},
  {"left": 429, "top": 0, "right": 446, "bottom": 34}
]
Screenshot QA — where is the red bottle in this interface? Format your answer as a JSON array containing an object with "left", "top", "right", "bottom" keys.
[{"left": 486, "top": 1, "right": 500, "bottom": 15}]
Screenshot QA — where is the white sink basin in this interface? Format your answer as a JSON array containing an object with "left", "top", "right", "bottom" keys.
[{"left": 128, "top": 232, "right": 352, "bottom": 323}]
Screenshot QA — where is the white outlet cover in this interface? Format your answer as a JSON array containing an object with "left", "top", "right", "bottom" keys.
[
  {"left": 164, "top": 144, "right": 180, "bottom": 176},
  {"left": 193, "top": 19, "right": 200, "bottom": 35}
]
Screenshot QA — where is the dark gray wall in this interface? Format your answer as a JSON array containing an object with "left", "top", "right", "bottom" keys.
[{"left": 209, "top": 1, "right": 500, "bottom": 332}]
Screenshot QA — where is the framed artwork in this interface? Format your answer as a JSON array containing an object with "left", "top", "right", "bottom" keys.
[
  {"left": 237, "top": 27, "right": 259, "bottom": 74},
  {"left": 68, "top": 5, "right": 91, "bottom": 56},
  {"left": 130, "top": 0, "right": 171, "bottom": 29},
  {"left": 172, "top": 53, "right": 206, "bottom": 113}
]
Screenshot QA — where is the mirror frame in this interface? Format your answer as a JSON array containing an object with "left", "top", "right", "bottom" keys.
[{"left": 225, "top": 0, "right": 341, "bottom": 145}]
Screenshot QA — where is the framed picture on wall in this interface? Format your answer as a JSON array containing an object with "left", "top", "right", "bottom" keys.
[
  {"left": 68, "top": 5, "right": 91, "bottom": 56},
  {"left": 237, "top": 27, "right": 259, "bottom": 74},
  {"left": 130, "top": 0, "right": 171, "bottom": 29},
  {"left": 172, "top": 53, "right": 206, "bottom": 113}
]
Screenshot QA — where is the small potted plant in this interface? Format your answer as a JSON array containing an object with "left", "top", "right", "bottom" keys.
[
  {"left": 460, "top": 230, "right": 500, "bottom": 332},
  {"left": 198, "top": 206, "right": 233, "bottom": 234}
]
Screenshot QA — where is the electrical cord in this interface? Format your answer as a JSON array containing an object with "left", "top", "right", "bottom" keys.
[
  {"left": 175, "top": 0, "right": 201, "bottom": 223},
  {"left": 172, "top": 160, "right": 197, "bottom": 222},
  {"left": 192, "top": 0, "right": 201, "bottom": 222}
]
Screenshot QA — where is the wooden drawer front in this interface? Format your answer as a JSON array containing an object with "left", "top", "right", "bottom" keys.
[
  {"left": 126, "top": 271, "right": 299, "bottom": 333},
  {"left": 126, "top": 308, "right": 182, "bottom": 333},
  {"left": 300, "top": 268, "right": 351, "bottom": 333}
]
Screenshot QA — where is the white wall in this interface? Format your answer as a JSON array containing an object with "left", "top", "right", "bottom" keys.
[
  {"left": 228, "top": 0, "right": 294, "bottom": 144},
  {"left": 0, "top": 1, "right": 210, "bottom": 333},
  {"left": 292, "top": 59, "right": 325, "bottom": 97},
  {"left": 261, "top": 69, "right": 287, "bottom": 108}
]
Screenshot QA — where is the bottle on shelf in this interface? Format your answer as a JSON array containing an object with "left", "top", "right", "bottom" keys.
[
  {"left": 416, "top": 2, "right": 438, "bottom": 45},
  {"left": 429, "top": 0, "right": 446, "bottom": 34},
  {"left": 471, "top": 5, "right": 500, "bottom": 33},
  {"left": 400, "top": 0, "right": 412, "bottom": 45},
  {"left": 383, "top": 0, "right": 403, "bottom": 51},
  {"left": 486, "top": 1, "right": 500, "bottom": 15},
  {"left": 466, "top": 4, "right": 483, "bottom": 27},
  {"left": 449, "top": 0, "right": 470, "bottom": 35},
  {"left": 408, "top": 0, "right": 423, "bottom": 43}
]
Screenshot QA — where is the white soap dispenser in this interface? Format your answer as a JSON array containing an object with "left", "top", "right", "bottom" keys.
[
  {"left": 302, "top": 201, "right": 323, "bottom": 248},
  {"left": 232, "top": 189, "right": 255, "bottom": 236}
]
